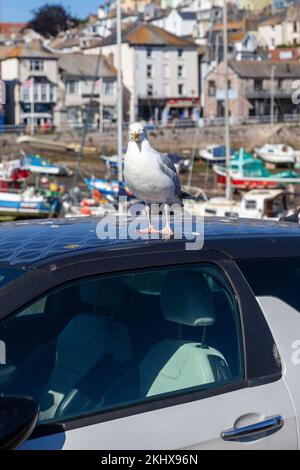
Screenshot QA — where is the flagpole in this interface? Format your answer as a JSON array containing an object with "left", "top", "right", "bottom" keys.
[
  {"left": 117, "top": 0, "right": 123, "bottom": 185},
  {"left": 223, "top": 0, "right": 232, "bottom": 200},
  {"left": 100, "top": 79, "right": 104, "bottom": 134},
  {"left": 31, "top": 77, "right": 35, "bottom": 136}
]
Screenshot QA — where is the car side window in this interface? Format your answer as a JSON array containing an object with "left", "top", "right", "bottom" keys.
[{"left": 0, "top": 264, "right": 244, "bottom": 425}]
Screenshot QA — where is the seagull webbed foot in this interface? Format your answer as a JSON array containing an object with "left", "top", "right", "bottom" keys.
[
  {"left": 137, "top": 227, "right": 159, "bottom": 235},
  {"left": 159, "top": 226, "right": 174, "bottom": 239}
]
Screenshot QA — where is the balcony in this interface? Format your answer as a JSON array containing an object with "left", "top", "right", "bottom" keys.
[{"left": 246, "top": 87, "right": 291, "bottom": 100}]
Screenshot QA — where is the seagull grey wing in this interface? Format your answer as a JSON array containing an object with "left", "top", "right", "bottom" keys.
[{"left": 158, "top": 153, "right": 181, "bottom": 198}]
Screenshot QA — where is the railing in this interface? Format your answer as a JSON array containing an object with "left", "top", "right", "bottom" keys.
[
  {"left": 201, "top": 114, "right": 300, "bottom": 127},
  {"left": 0, "top": 124, "right": 26, "bottom": 134},
  {"left": 245, "top": 88, "right": 292, "bottom": 99}
]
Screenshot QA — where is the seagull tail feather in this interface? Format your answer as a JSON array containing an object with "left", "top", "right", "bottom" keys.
[{"left": 180, "top": 190, "right": 205, "bottom": 203}]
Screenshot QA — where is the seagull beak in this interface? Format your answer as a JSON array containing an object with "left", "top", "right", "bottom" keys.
[{"left": 131, "top": 132, "right": 140, "bottom": 142}]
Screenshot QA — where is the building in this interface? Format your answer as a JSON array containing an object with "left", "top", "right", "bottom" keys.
[
  {"left": 238, "top": 0, "right": 272, "bottom": 10},
  {"left": 84, "top": 22, "right": 199, "bottom": 122},
  {"left": 0, "top": 41, "right": 58, "bottom": 128},
  {"left": 182, "top": 0, "right": 224, "bottom": 12},
  {"left": 57, "top": 53, "right": 118, "bottom": 129},
  {"left": 282, "top": 5, "right": 300, "bottom": 46},
  {"left": 273, "top": 0, "right": 300, "bottom": 11},
  {"left": 120, "top": 0, "right": 155, "bottom": 14},
  {"left": 204, "top": 60, "right": 300, "bottom": 122},
  {"left": 269, "top": 47, "right": 299, "bottom": 60},
  {"left": 257, "top": 16, "right": 284, "bottom": 50},
  {"left": 150, "top": 9, "right": 197, "bottom": 37},
  {"left": 0, "top": 23, "right": 26, "bottom": 43},
  {"left": 234, "top": 31, "right": 268, "bottom": 60}
]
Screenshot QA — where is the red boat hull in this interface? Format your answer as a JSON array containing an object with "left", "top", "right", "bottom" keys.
[{"left": 216, "top": 173, "right": 280, "bottom": 190}]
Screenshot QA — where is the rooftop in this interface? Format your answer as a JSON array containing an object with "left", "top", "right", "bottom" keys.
[
  {"left": 0, "top": 41, "right": 57, "bottom": 60},
  {"left": 97, "top": 22, "right": 196, "bottom": 48},
  {"left": 230, "top": 59, "right": 300, "bottom": 78},
  {"left": 0, "top": 217, "right": 299, "bottom": 270},
  {"left": 58, "top": 53, "right": 117, "bottom": 78}
]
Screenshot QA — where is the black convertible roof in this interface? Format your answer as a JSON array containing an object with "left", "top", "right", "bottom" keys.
[{"left": 0, "top": 217, "right": 300, "bottom": 269}]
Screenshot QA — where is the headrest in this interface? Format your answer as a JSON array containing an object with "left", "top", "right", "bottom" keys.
[
  {"left": 80, "top": 277, "right": 126, "bottom": 312},
  {"left": 160, "top": 270, "right": 215, "bottom": 327}
]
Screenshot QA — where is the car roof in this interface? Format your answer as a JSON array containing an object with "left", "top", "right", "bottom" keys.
[{"left": 0, "top": 216, "right": 300, "bottom": 269}]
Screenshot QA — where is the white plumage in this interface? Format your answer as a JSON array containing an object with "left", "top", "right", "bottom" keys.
[{"left": 124, "top": 122, "right": 183, "bottom": 237}]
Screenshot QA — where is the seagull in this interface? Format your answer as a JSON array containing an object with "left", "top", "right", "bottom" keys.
[{"left": 124, "top": 122, "right": 185, "bottom": 238}]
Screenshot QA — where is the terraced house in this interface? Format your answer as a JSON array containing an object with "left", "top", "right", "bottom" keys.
[
  {"left": 0, "top": 40, "right": 58, "bottom": 128},
  {"left": 204, "top": 60, "right": 300, "bottom": 123},
  {"left": 83, "top": 22, "right": 199, "bottom": 123},
  {"left": 57, "top": 53, "right": 118, "bottom": 129}
]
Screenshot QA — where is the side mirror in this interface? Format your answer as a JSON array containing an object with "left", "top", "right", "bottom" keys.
[{"left": 0, "top": 396, "right": 39, "bottom": 450}]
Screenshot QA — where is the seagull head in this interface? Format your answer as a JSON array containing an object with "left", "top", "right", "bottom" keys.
[{"left": 129, "top": 122, "right": 148, "bottom": 144}]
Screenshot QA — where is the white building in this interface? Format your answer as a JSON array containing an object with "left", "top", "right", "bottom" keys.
[
  {"left": 151, "top": 9, "right": 197, "bottom": 37},
  {"left": 84, "top": 22, "right": 199, "bottom": 123},
  {"left": 182, "top": 0, "right": 224, "bottom": 12},
  {"left": 258, "top": 16, "right": 284, "bottom": 50}
]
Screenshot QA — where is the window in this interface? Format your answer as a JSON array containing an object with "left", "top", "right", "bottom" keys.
[
  {"left": 147, "top": 64, "right": 153, "bottom": 79},
  {"left": 208, "top": 80, "right": 216, "bottom": 97},
  {"left": 147, "top": 83, "right": 153, "bottom": 97},
  {"left": 178, "top": 65, "right": 184, "bottom": 78},
  {"left": 30, "top": 60, "right": 44, "bottom": 71},
  {"left": 254, "top": 79, "right": 263, "bottom": 91},
  {"left": 178, "top": 49, "right": 183, "bottom": 58},
  {"left": 178, "top": 83, "right": 184, "bottom": 95},
  {"left": 238, "top": 259, "right": 300, "bottom": 312},
  {"left": 41, "top": 83, "right": 47, "bottom": 101},
  {"left": 0, "top": 265, "right": 243, "bottom": 425},
  {"left": 104, "top": 81, "right": 115, "bottom": 96},
  {"left": 147, "top": 48, "right": 152, "bottom": 58},
  {"left": 66, "top": 80, "right": 79, "bottom": 94}
]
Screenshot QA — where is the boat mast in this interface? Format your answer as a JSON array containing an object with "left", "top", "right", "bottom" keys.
[
  {"left": 270, "top": 65, "right": 276, "bottom": 145},
  {"left": 223, "top": 0, "right": 232, "bottom": 200},
  {"left": 117, "top": 0, "right": 123, "bottom": 185}
]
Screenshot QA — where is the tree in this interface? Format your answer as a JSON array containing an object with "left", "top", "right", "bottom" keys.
[{"left": 27, "top": 4, "right": 78, "bottom": 38}]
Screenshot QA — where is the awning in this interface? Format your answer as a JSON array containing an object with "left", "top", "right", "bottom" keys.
[{"left": 167, "top": 98, "right": 199, "bottom": 108}]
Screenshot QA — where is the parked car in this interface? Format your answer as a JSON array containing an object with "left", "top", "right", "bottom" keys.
[{"left": 0, "top": 217, "right": 300, "bottom": 449}]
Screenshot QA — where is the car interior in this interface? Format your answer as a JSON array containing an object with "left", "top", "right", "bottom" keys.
[{"left": 0, "top": 265, "right": 243, "bottom": 425}]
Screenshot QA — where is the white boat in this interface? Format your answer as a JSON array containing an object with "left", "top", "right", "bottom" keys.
[
  {"left": 186, "top": 189, "right": 290, "bottom": 220},
  {"left": 255, "top": 144, "right": 299, "bottom": 166},
  {"left": 199, "top": 145, "right": 234, "bottom": 164}
]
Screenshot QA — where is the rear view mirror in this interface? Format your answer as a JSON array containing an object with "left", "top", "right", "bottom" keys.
[{"left": 0, "top": 396, "right": 39, "bottom": 450}]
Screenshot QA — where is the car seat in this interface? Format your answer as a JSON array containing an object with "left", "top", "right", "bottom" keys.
[{"left": 139, "top": 270, "right": 231, "bottom": 398}]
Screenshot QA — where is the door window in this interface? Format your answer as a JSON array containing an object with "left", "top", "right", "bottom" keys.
[{"left": 0, "top": 264, "right": 244, "bottom": 425}]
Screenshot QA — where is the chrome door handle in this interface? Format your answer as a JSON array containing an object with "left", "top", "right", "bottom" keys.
[{"left": 221, "top": 415, "right": 284, "bottom": 442}]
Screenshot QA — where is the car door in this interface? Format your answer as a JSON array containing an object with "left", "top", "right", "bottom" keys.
[{"left": 0, "top": 256, "right": 297, "bottom": 450}]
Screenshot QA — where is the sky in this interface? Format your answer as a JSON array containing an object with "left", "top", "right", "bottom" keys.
[{"left": 2, "top": 0, "right": 103, "bottom": 23}]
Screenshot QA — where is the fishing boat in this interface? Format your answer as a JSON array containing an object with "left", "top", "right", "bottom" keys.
[
  {"left": 199, "top": 145, "right": 234, "bottom": 165},
  {"left": 255, "top": 144, "right": 300, "bottom": 166},
  {"left": 23, "top": 155, "right": 72, "bottom": 176},
  {"left": 213, "top": 149, "right": 300, "bottom": 190},
  {"left": 84, "top": 178, "right": 134, "bottom": 199},
  {"left": 0, "top": 187, "right": 62, "bottom": 219},
  {"left": 188, "top": 189, "right": 291, "bottom": 220},
  {"left": 0, "top": 159, "right": 31, "bottom": 192}
]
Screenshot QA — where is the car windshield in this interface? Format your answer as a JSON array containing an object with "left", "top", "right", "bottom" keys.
[
  {"left": 238, "top": 259, "right": 300, "bottom": 312},
  {"left": 0, "top": 267, "right": 24, "bottom": 289}
]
